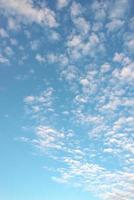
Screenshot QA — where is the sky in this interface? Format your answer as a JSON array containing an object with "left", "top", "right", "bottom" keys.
[{"left": 0, "top": 0, "right": 134, "bottom": 200}]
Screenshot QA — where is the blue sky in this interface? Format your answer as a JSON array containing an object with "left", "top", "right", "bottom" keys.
[{"left": 0, "top": 0, "right": 134, "bottom": 199}]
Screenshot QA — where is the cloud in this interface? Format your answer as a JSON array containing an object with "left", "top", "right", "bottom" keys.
[
  {"left": 126, "top": 38, "right": 134, "bottom": 51},
  {"left": 106, "top": 19, "right": 125, "bottom": 32},
  {"left": 113, "top": 52, "right": 131, "bottom": 65},
  {"left": 109, "top": 0, "right": 129, "bottom": 19},
  {"left": 129, "top": 16, "right": 134, "bottom": 31},
  {"left": 23, "top": 68, "right": 134, "bottom": 199},
  {"left": 67, "top": 35, "right": 82, "bottom": 47},
  {"left": 34, "top": 126, "right": 65, "bottom": 151},
  {"left": 101, "top": 63, "right": 110, "bottom": 73},
  {"left": 66, "top": 32, "right": 104, "bottom": 60},
  {"left": 0, "top": 54, "right": 9, "bottom": 64},
  {"left": 54, "top": 158, "right": 134, "bottom": 200},
  {"left": 72, "top": 16, "right": 90, "bottom": 35},
  {"left": 91, "top": 0, "right": 129, "bottom": 22},
  {"left": 70, "top": 2, "right": 90, "bottom": 36},
  {"left": 120, "top": 62, "right": 134, "bottom": 80},
  {"left": 4, "top": 46, "right": 14, "bottom": 56},
  {"left": 70, "top": 1, "right": 83, "bottom": 17},
  {"left": 60, "top": 65, "right": 79, "bottom": 82},
  {"left": 0, "top": 28, "right": 9, "bottom": 37},
  {"left": 80, "top": 78, "right": 89, "bottom": 87},
  {"left": 17, "top": 1, "right": 134, "bottom": 199},
  {"left": 57, "top": 0, "right": 70, "bottom": 9},
  {"left": 24, "top": 95, "right": 35, "bottom": 103},
  {"left": 24, "top": 87, "right": 54, "bottom": 121},
  {"left": 50, "top": 31, "right": 61, "bottom": 41},
  {"left": 35, "top": 54, "right": 46, "bottom": 63},
  {"left": 30, "top": 40, "right": 40, "bottom": 51},
  {"left": 0, "top": 0, "right": 58, "bottom": 28},
  {"left": 7, "top": 17, "right": 20, "bottom": 30},
  {"left": 91, "top": 0, "right": 108, "bottom": 21}
]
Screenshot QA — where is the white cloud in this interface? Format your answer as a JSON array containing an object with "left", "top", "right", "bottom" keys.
[
  {"left": 57, "top": 0, "right": 69, "bottom": 9},
  {"left": 70, "top": 1, "right": 90, "bottom": 36},
  {"left": 54, "top": 158, "right": 134, "bottom": 200},
  {"left": 0, "top": 28, "right": 8, "bottom": 37},
  {"left": 112, "top": 60, "right": 134, "bottom": 81},
  {"left": 113, "top": 52, "right": 131, "bottom": 65},
  {"left": 92, "top": 22, "right": 103, "bottom": 32},
  {"left": 129, "top": 17, "right": 134, "bottom": 31},
  {"left": 0, "top": 54, "right": 9, "bottom": 64},
  {"left": 60, "top": 65, "right": 78, "bottom": 82},
  {"left": 7, "top": 17, "right": 20, "bottom": 30},
  {"left": 72, "top": 17, "right": 90, "bottom": 35},
  {"left": 109, "top": 0, "right": 129, "bottom": 19},
  {"left": 67, "top": 32, "right": 104, "bottom": 60},
  {"left": 120, "top": 62, "right": 134, "bottom": 80},
  {"left": 70, "top": 1, "right": 82, "bottom": 17},
  {"left": 80, "top": 78, "right": 89, "bottom": 86},
  {"left": 91, "top": 0, "right": 129, "bottom": 22},
  {"left": 46, "top": 53, "right": 69, "bottom": 66},
  {"left": 47, "top": 54, "right": 59, "bottom": 63},
  {"left": 30, "top": 40, "right": 40, "bottom": 50},
  {"left": 106, "top": 19, "right": 125, "bottom": 32},
  {"left": 101, "top": 63, "right": 110, "bottom": 73},
  {"left": 126, "top": 38, "right": 134, "bottom": 51},
  {"left": 75, "top": 95, "right": 89, "bottom": 104},
  {"left": 4, "top": 46, "right": 14, "bottom": 56},
  {"left": 19, "top": 1, "right": 134, "bottom": 199},
  {"left": 34, "top": 126, "right": 65, "bottom": 150},
  {"left": 24, "top": 87, "right": 54, "bottom": 120},
  {"left": 113, "top": 52, "right": 124, "bottom": 63},
  {"left": 91, "top": 0, "right": 108, "bottom": 21},
  {"left": 0, "top": 0, "right": 58, "bottom": 28},
  {"left": 35, "top": 54, "right": 45, "bottom": 63},
  {"left": 50, "top": 31, "right": 60, "bottom": 41},
  {"left": 67, "top": 35, "right": 82, "bottom": 47},
  {"left": 24, "top": 96, "right": 35, "bottom": 103}
]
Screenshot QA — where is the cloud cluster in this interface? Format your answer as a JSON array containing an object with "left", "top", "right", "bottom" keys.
[
  {"left": 1, "top": 0, "right": 133, "bottom": 199},
  {"left": 0, "top": 0, "right": 58, "bottom": 27}
]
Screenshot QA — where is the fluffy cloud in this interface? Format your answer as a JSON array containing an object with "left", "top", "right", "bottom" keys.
[
  {"left": 126, "top": 38, "right": 134, "bottom": 51},
  {"left": 34, "top": 126, "right": 65, "bottom": 150},
  {"left": 54, "top": 158, "right": 134, "bottom": 200},
  {"left": 0, "top": 28, "right": 8, "bottom": 37},
  {"left": 70, "top": 1, "right": 83, "bottom": 17},
  {"left": 0, "top": 0, "right": 58, "bottom": 28},
  {"left": 57, "top": 0, "right": 69, "bottom": 9},
  {"left": 24, "top": 95, "right": 35, "bottom": 103},
  {"left": 80, "top": 78, "right": 89, "bottom": 86},
  {"left": 72, "top": 17, "right": 90, "bottom": 35},
  {"left": 0, "top": 53, "right": 9, "bottom": 64},
  {"left": 35, "top": 54, "right": 46, "bottom": 63},
  {"left": 24, "top": 87, "right": 54, "bottom": 121},
  {"left": 106, "top": 19, "right": 125, "bottom": 32},
  {"left": 120, "top": 62, "right": 134, "bottom": 80},
  {"left": 101, "top": 63, "right": 110, "bottom": 73},
  {"left": 91, "top": 0, "right": 109, "bottom": 21},
  {"left": 113, "top": 52, "right": 131, "bottom": 65},
  {"left": 66, "top": 32, "right": 104, "bottom": 60},
  {"left": 109, "top": 0, "right": 129, "bottom": 19}
]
